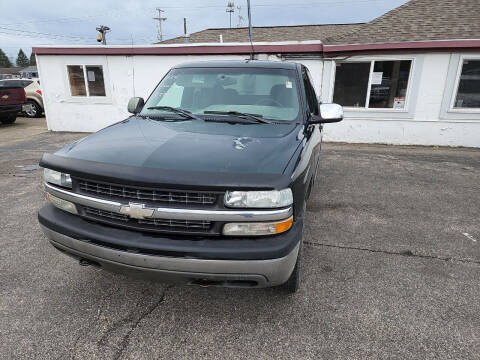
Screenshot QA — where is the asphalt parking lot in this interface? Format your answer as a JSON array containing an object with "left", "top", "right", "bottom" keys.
[{"left": 1, "top": 117, "right": 479, "bottom": 359}]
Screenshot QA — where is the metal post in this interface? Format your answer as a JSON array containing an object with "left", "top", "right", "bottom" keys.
[{"left": 184, "top": 18, "right": 189, "bottom": 43}]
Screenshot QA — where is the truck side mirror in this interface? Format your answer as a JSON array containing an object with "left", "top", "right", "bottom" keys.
[
  {"left": 310, "top": 103, "right": 344, "bottom": 124},
  {"left": 127, "top": 97, "right": 144, "bottom": 114}
]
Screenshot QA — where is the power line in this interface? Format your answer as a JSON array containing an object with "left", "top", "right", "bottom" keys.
[
  {"left": 0, "top": 27, "right": 92, "bottom": 42},
  {"left": 0, "top": 0, "right": 402, "bottom": 26},
  {"left": 0, "top": 7, "right": 152, "bottom": 27},
  {"left": 0, "top": 0, "right": 400, "bottom": 38},
  {"left": 0, "top": 0, "right": 404, "bottom": 46},
  {"left": 0, "top": 5, "right": 161, "bottom": 28},
  {"left": 0, "top": 32, "right": 92, "bottom": 44},
  {"left": 0, "top": 27, "right": 166, "bottom": 44},
  {"left": 152, "top": 0, "right": 391, "bottom": 9},
  {"left": 0, "top": 16, "right": 89, "bottom": 27}
]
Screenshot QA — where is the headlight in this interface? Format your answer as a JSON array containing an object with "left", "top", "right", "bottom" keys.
[
  {"left": 223, "top": 216, "right": 293, "bottom": 236},
  {"left": 224, "top": 189, "right": 293, "bottom": 208},
  {"left": 44, "top": 168, "right": 72, "bottom": 188}
]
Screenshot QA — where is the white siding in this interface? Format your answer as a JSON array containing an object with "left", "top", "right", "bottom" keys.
[
  {"left": 320, "top": 53, "right": 480, "bottom": 147},
  {"left": 37, "top": 50, "right": 480, "bottom": 147}
]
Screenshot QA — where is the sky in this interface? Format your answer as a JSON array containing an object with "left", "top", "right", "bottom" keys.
[{"left": 0, "top": 0, "right": 409, "bottom": 62}]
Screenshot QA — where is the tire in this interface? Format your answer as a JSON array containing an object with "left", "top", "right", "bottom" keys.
[
  {"left": 279, "top": 202, "right": 306, "bottom": 294},
  {"left": 0, "top": 114, "right": 17, "bottom": 124},
  {"left": 24, "top": 100, "right": 42, "bottom": 118},
  {"left": 306, "top": 176, "right": 313, "bottom": 200},
  {"left": 280, "top": 241, "right": 303, "bottom": 294},
  {"left": 306, "top": 158, "right": 319, "bottom": 201}
]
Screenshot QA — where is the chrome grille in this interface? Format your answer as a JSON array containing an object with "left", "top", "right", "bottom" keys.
[
  {"left": 77, "top": 179, "right": 217, "bottom": 206},
  {"left": 83, "top": 206, "right": 212, "bottom": 232},
  {"left": 84, "top": 207, "right": 129, "bottom": 222},
  {"left": 137, "top": 218, "right": 211, "bottom": 230}
]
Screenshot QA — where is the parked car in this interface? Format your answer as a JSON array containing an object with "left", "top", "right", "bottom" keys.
[
  {"left": 38, "top": 61, "right": 343, "bottom": 293},
  {"left": 0, "top": 78, "right": 43, "bottom": 117},
  {"left": 0, "top": 85, "right": 26, "bottom": 124}
]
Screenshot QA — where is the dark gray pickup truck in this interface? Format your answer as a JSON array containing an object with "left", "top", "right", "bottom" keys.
[
  {"left": 38, "top": 60, "right": 343, "bottom": 293},
  {"left": 0, "top": 85, "right": 26, "bottom": 124}
]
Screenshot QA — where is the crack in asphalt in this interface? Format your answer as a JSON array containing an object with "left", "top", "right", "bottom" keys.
[
  {"left": 304, "top": 241, "right": 480, "bottom": 265},
  {"left": 112, "top": 284, "right": 173, "bottom": 360},
  {"left": 72, "top": 285, "right": 120, "bottom": 360}
]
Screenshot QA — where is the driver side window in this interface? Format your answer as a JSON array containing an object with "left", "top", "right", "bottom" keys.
[{"left": 302, "top": 67, "right": 319, "bottom": 115}]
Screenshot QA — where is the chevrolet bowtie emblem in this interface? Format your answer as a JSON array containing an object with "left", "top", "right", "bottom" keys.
[
  {"left": 119, "top": 203, "right": 154, "bottom": 220},
  {"left": 1, "top": 95, "right": 8, "bottom": 100}
]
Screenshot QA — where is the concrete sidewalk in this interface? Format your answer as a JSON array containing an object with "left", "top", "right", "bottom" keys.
[{"left": 0, "top": 119, "right": 479, "bottom": 359}]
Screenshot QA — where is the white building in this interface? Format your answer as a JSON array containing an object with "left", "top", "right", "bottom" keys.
[{"left": 34, "top": 0, "right": 480, "bottom": 147}]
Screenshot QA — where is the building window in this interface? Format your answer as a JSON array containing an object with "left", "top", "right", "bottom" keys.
[
  {"left": 333, "top": 62, "right": 370, "bottom": 107},
  {"left": 453, "top": 59, "right": 480, "bottom": 109},
  {"left": 67, "top": 65, "right": 86, "bottom": 96},
  {"left": 333, "top": 60, "right": 412, "bottom": 110},
  {"left": 67, "top": 65, "right": 106, "bottom": 97}
]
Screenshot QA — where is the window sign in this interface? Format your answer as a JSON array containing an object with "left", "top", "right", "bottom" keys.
[
  {"left": 393, "top": 97, "right": 406, "bottom": 109},
  {"left": 333, "top": 60, "right": 412, "bottom": 110},
  {"left": 371, "top": 72, "right": 383, "bottom": 85},
  {"left": 87, "top": 71, "right": 95, "bottom": 82}
]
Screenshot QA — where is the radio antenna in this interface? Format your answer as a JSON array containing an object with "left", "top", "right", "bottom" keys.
[{"left": 246, "top": 0, "right": 254, "bottom": 60}]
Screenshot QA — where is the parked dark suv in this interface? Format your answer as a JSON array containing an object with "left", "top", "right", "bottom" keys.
[{"left": 38, "top": 61, "right": 343, "bottom": 293}]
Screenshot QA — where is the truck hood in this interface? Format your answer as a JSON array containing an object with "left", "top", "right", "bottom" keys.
[{"left": 55, "top": 117, "right": 301, "bottom": 175}]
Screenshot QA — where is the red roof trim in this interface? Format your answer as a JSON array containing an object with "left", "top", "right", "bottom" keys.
[
  {"left": 323, "top": 40, "right": 480, "bottom": 54},
  {"left": 32, "top": 40, "right": 480, "bottom": 57},
  {"left": 32, "top": 43, "right": 323, "bottom": 56}
]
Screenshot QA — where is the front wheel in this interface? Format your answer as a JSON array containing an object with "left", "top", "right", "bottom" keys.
[{"left": 1, "top": 114, "right": 17, "bottom": 124}]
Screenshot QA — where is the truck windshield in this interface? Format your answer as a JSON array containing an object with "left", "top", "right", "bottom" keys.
[{"left": 141, "top": 67, "right": 301, "bottom": 122}]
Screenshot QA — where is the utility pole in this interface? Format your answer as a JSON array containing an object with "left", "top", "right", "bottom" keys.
[
  {"left": 236, "top": 5, "right": 243, "bottom": 27},
  {"left": 226, "top": 2, "right": 235, "bottom": 29},
  {"left": 96, "top": 25, "right": 110, "bottom": 45},
  {"left": 153, "top": 8, "right": 167, "bottom": 42}
]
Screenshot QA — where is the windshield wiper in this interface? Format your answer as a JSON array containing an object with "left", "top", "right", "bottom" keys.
[
  {"left": 204, "top": 110, "right": 271, "bottom": 124},
  {"left": 146, "top": 106, "right": 203, "bottom": 121}
]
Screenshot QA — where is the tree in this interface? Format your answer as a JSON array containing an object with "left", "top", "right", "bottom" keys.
[
  {"left": 16, "top": 49, "right": 29, "bottom": 67},
  {"left": 0, "top": 49, "right": 12, "bottom": 67},
  {"left": 29, "top": 52, "right": 36, "bottom": 66}
]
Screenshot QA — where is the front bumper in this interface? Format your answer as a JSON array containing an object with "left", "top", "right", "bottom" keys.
[{"left": 39, "top": 205, "right": 302, "bottom": 287}]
